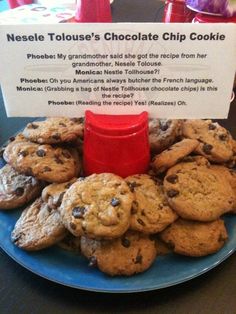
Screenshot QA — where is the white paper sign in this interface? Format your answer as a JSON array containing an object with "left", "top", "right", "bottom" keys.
[{"left": 0, "top": 23, "right": 235, "bottom": 118}]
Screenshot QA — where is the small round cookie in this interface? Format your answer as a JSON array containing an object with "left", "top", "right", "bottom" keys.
[
  {"left": 11, "top": 198, "right": 67, "bottom": 251},
  {"left": 80, "top": 231, "right": 156, "bottom": 276},
  {"left": 42, "top": 178, "right": 77, "bottom": 209},
  {"left": 0, "top": 164, "right": 44, "bottom": 210},
  {"left": 60, "top": 173, "right": 133, "bottom": 239},
  {"left": 149, "top": 119, "right": 182, "bottom": 154},
  {"left": 125, "top": 174, "right": 177, "bottom": 234},
  {"left": 164, "top": 161, "right": 235, "bottom": 221},
  {"left": 3, "top": 140, "right": 79, "bottom": 183},
  {"left": 160, "top": 218, "right": 228, "bottom": 257},
  {"left": 23, "top": 117, "right": 84, "bottom": 144},
  {"left": 182, "top": 119, "right": 233, "bottom": 163},
  {"left": 151, "top": 139, "right": 199, "bottom": 174}
]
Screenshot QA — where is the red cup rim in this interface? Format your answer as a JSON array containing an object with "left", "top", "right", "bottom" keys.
[{"left": 85, "top": 111, "right": 148, "bottom": 136}]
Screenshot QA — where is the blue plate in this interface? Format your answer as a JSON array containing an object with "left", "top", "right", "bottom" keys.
[{"left": 0, "top": 158, "right": 236, "bottom": 293}]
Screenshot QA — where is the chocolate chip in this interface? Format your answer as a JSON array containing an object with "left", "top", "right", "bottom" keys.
[
  {"left": 88, "top": 256, "right": 97, "bottom": 267},
  {"left": 43, "top": 166, "right": 52, "bottom": 172},
  {"left": 71, "top": 117, "right": 84, "bottom": 124},
  {"left": 36, "top": 149, "right": 46, "bottom": 157},
  {"left": 111, "top": 198, "right": 120, "bottom": 207},
  {"left": 128, "top": 181, "right": 141, "bottom": 192},
  {"left": 55, "top": 192, "right": 65, "bottom": 207},
  {"left": 28, "top": 123, "right": 39, "bottom": 129},
  {"left": 160, "top": 121, "right": 169, "bottom": 131},
  {"left": 121, "top": 238, "right": 131, "bottom": 248},
  {"left": 14, "top": 187, "right": 24, "bottom": 196},
  {"left": 62, "top": 151, "right": 71, "bottom": 159},
  {"left": 70, "top": 222, "right": 77, "bottom": 230},
  {"left": 134, "top": 254, "right": 143, "bottom": 264},
  {"left": 208, "top": 123, "right": 216, "bottom": 130},
  {"left": 219, "top": 134, "right": 228, "bottom": 141},
  {"left": 137, "top": 218, "right": 145, "bottom": 226},
  {"left": 51, "top": 133, "right": 61, "bottom": 141},
  {"left": 167, "top": 189, "right": 179, "bottom": 198},
  {"left": 54, "top": 156, "right": 64, "bottom": 164},
  {"left": 25, "top": 167, "right": 33, "bottom": 176},
  {"left": 59, "top": 122, "right": 66, "bottom": 127},
  {"left": 18, "top": 150, "right": 29, "bottom": 157},
  {"left": 166, "top": 174, "right": 178, "bottom": 184},
  {"left": 72, "top": 206, "right": 86, "bottom": 219},
  {"left": 65, "top": 182, "right": 73, "bottom": 189},
  {"left": 203, "top": 143, "right": 213, "bottom": 155},
  {"left": 9, "top": 136, "right": 15, "bottom": 142}
]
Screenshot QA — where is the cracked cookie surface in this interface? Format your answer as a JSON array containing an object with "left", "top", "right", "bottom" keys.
[
  {"left": 81, "top": 230, "right": 156, "bottom": 276},
  {"left": 160, "top": 218, "right": 228, "bottom": 257},
  {"left": 125, "top": 174, "right": 177, "bottom": 234},
  {"left": 23, "top": 117, "right": 84, "bottom": 144},
  {"left": 60, "top": 173, "right": 133, "bottom": 239}
]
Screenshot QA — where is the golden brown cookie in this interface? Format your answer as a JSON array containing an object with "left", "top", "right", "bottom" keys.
[
  {"left": 80, "top": 231, "right": 156, "bottom": 276},
  {"left": 3, "top": 140, "right": 79, "bottom": 183},
  {"left": 60, "top": 173, "right": 133, "bottom": 239},
  {"left": 0, "top": 164, "right": 44, "bottom": 210},
  {"left": 149, "top": 119, "right": 182, "bottom": 154},
  {"left": 42, "top": 178, "right": 77, "bottom": 209},
  {"left": 151, "top": 139, "right": 199, "bottom": 174},
  {"left": 125, "top": 174, "right": 177, "bottom": 234},
  {"left": 11, "top": 198, "right": 67, "bottom": 251},
  {"left": 160, "top": 218, "right": 228, "bottom": 257},
  {"left": 23, "top": 117, "right": 84, "bottom": 144},
  {"left": 164, "top": 161, "right": 235, "bottom": 221},
  {"left": 182, "top": 119, "right": 233, "bottom": 163}
]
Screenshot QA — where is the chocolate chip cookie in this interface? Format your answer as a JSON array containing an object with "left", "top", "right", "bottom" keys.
[
  {"left": 152, "top": 138, "right": 199, "bottom": 174},
  {"left": 149, "top": 119, "right": 182, "bottom": 154},
  {"left": 160, "top": 218, "right": 228, "bottom": 257},
  {"left": 0, "top": 164, "right": 43, "bottom": 210},
  {"left": 164, "top": 161, "right": 235, "bottom": 221},
  {"left": 182, "top": 119, "right": 233, "bottom": 163},
  {"left": 125, "top": 174, "right": 177, "bottom": 234},
  {"left": 3, "top": 140, "right": 79, "bottom": 183},
  {"left": 23, "top": 117, "right": 84, "bottom": 144},
  {"left": 60, "top": 173, "right": 133, "bottom": 239},
  {"left": 11, "top": 197, "right": 67, "bottom": 250},
  {"left": 81, "top": 230, "right": 156, "bottom": 276}
]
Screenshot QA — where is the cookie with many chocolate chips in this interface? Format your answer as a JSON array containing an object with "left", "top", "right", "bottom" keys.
[
  {"left": 3, "top": 140, "right": 79, "bottom": 183},
  {"left": 0, "top": 164, "right": 44, "bottom": 210},
  {"left": 182, "top": 119, "right": 233, "bottom": 163},
  {"left": 125, "top": 174, "right": 177, "bottom": 234},
  {"left": 80, "top": 230, "right": 156, "bottom": 276},
  {"left": 60, "top": 173, "right": 133, "bottom": 239},
  {"left": 160, "top": 218, "right": 228, "bottom": 257},
  {"left": 149, "top": 119, "right": 182, "bottom": 154},
  {"left": 164, "top": 161, "right": 235, "bottom": 221},
  {"left": 42, "top": 178, "right": 77, "bottom": 210},
  {"left": 11, "top": 197, "right": 67, "bottom": 251},
  {"left": 23, "top": 117, "right": 84, "bottom": 144},
  {"left": 151, "top": 138, "right": 199, "bottom": 174}
]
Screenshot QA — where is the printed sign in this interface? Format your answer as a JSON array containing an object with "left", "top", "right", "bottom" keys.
[{"left": 0, "top": 23, "right": 235, "bottom": 118}]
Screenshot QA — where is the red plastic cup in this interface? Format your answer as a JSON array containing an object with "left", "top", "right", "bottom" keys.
[
  {"left": 7, "top": 0, "right": 33, "bottom": 9},
  {"left": 83, "top": 111, "right": 150, "bottom": 178},
  {"left": 162, "top": 0, "right": 196, "bottom": 23},
  {"left": 192, "top": 13, "right": 236, "bottom": 23},
  {"left": 75, "top": 0, "right": 112, "bottom": 23}
]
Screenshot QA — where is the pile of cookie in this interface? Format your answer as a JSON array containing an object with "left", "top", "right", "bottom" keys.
[{"left": 0, "top": 117, "right": 236, "bottom": 277}]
